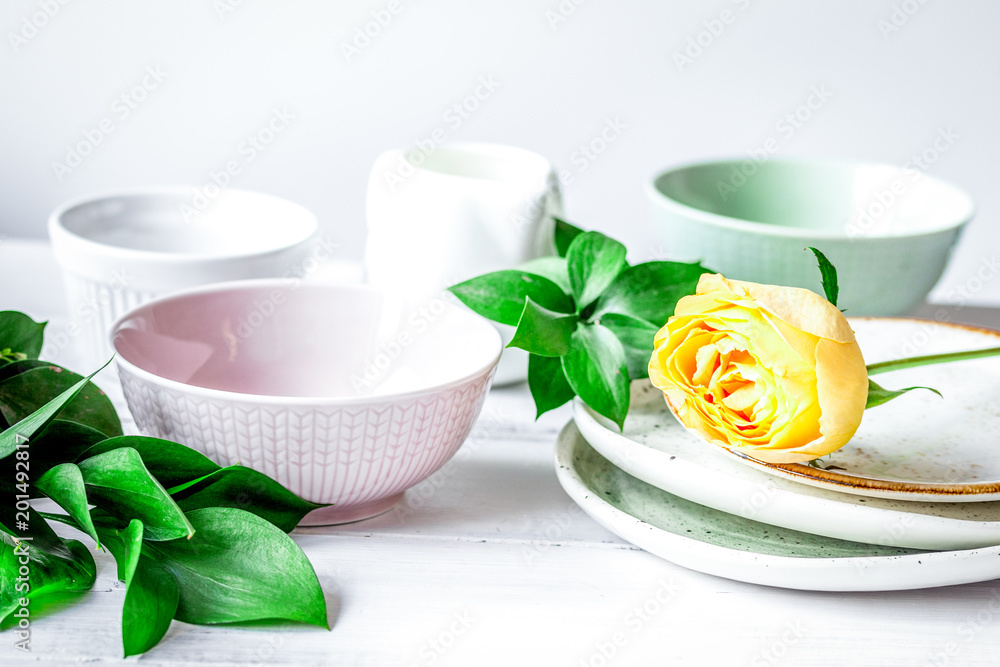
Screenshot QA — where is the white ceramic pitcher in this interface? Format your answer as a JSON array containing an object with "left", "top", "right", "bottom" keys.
[{"left": 365, "top": 142, "right": 563, "bottom": 385}]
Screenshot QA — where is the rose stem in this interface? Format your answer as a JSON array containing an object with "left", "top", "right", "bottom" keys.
[{"left": 866, "top": 346, "right": 1000, "bottom": 376}]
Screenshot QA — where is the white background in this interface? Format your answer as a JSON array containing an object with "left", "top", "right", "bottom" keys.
[{"left": 1, "top": 0, "right": 997, "bottom": 302}]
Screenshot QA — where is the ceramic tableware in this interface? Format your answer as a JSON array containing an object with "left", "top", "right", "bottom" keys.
[
  {"left": 556, "top": 421, "right": 1000, "bottom": 592},
  {"left": 365, "top": 142, "right": 562, "bottom": 384},
  {"left": 572, "top": 318, "right": 1000, "bottom": 550},
  {"left": 720, "top": 318, "right": 1000, "bottom": 501},
  {"left": 49, "top": 186, "right": 319, "bottom": 367},
  {"left": 111, "top": 279, "right": 502, "bottom": 525},
  {"left": 647, "top": 158, "right": 974, "bottom": 315}
]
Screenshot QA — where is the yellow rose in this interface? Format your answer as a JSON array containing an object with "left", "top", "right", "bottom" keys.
[{"left": 648, "top": 273, "right": 868, "bottom": 464}]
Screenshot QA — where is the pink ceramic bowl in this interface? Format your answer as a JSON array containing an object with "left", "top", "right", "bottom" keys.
[{"left": 110, "top": 280, "right": 502, "bottom": 524}]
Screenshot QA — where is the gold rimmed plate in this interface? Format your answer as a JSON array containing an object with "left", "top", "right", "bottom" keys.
[
  {"left": 573, "top": 318, "right": 1000, "bottom": 551},
  {"left": 721, "top": 318, "right": 1000, "bottom": 502}
]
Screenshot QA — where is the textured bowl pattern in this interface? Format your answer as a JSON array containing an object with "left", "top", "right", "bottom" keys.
[{"left": 119, "top": 365, "right": 495, "bottom": 524}]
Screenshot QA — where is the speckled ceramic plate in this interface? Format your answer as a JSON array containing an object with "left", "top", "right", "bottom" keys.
[
  {"left": 555, "top": 421, "right": 1000, "bottom": 591},
  {"left": 572, "top": 319, "right": 1000, "bottom": 551},
  {"left": 722, "top": 319, "right": 1000, "bottom": 501}
]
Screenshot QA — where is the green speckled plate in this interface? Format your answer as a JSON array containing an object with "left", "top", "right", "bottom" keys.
[{"left": 555, "top": 421, "right": 1000, "bottom": 591}]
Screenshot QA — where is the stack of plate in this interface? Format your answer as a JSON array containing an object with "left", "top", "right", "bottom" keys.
[{"left": 554, "top": 318, "right": 1000, "bottom": 592}]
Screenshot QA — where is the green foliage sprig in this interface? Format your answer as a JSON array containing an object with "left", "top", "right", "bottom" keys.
[
  {"left": 449, "top": 219, "right": 708, "bottom": 428},
  {"left": 0, "top": 312, "right": 327, "bottom": 656},
  {"left": 453, "top": 227, "right": 1000, "bottom": 429}
]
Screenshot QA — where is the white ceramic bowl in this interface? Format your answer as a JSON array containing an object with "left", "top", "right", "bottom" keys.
[
  {"left": 49, "top": 186, "right": 318, "bottom": 367},
  {"left": 648, "top": 159, "right": 975, "bottom": 315},
  {"left": 111, "top": 280, "right": 501, "bottom": 525}
]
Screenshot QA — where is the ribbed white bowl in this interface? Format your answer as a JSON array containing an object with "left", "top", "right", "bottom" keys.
[{"left": 112, "top": 280, "right": 502, "bottom": 524}]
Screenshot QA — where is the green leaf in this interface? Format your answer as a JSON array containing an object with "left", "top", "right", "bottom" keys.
[
  {"left": 95, "top": 517, "right": 142, "bottom": 582},
  {"left": 527, "top": 355, "right": 576, "bottom": 419},
  {"left": 561, "top": 323, "right": 630, "bottom": 429},
  {"left": 0, "top": 311, "right": 46, "bottom": 362},
  {"left": 0, "top": 358, "right": 56, "bottom": 385},
  {"left": 171, "top": 466, "right": 323, "bottom": 533},
  {"left": 98, "top": 520, "right": 180, "bottom": 657},
  {"left": 592, "top": 261, "right": 706, "bottom": 327},
  {"left": 808, "top": 247, "right": 839, "bottom": 307},
  {"left": 0, "top": 364, "right": 122, "bottom": 438},
  {"left": 0, "top": 420, "right": 109, "bottom": 503},
  {"left": 35, "top": 463, "right": 99, "bottom": 546},
  {"left": 0, "top": 365, "right": 105, "bottom": 460},
  {"left": 516, "top": 256, "right": 571, "bottom": 294},
  {"left": 598, "top": 313, "right": 660, "bottom": 380},
  {"left": 77, "top": 448, "right": 194, "bottom": 541},
  {"left": 80, "top": 435, "right": 221, "bottom": 489},
  {"left": 866, "top": 379, "right": 942, "bottom": 409},
  {"left": 0, "top": 505, "right": 73, "bottom": 559},
  {"left": 144, "top": 507, "right": 328, "bottom": 628},
  {"left": 0, "top": 536, "right": 96, "bottom": 622},
  {"left": 4, "top": 420, "right": 109, "bottom": 490},
  {"left": 554, "top": 217, "right": 584, "bottom": 258},
  {"left": 448, "top": 270, "right": 575, "bottom": 326},
  {"left": 567, "top": 231, "right": 628, "bottom": 310},
  {"left": 507, "top": 298, "right": 579, "bottom": 358},
  {"left": 0, "top": 364, "right": 104, "bottom": 559}
]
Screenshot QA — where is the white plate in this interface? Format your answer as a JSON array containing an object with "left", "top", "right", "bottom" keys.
[
  {"left": 556, "top": 420, "right": 1000, "bottom": 592},
  {"left": 573, "top": 321, "right": 1000, "bottom": 550}
]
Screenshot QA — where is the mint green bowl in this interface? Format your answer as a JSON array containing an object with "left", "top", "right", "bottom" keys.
[{"left": 647, "top": 159, "right": 974, "bottom": 315}]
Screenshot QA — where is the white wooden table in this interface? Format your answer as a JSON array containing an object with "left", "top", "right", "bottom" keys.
[{"left": 3, "top": 239, "right": 1000, "bottom": 666}]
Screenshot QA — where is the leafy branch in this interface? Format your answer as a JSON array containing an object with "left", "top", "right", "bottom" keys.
[
  {"left": 449, "top": 220, "right": 708, "bottom": 428},
  {"left": 0, "top": 312, "right": 328, "bottom": 656}
]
